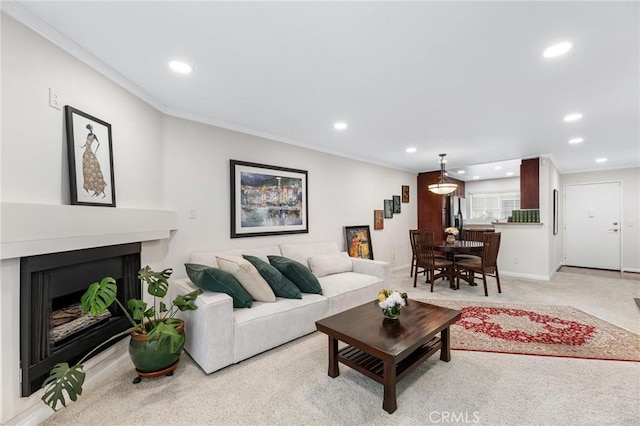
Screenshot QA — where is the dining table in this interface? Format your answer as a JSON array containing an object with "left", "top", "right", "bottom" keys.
[{"left": 434, "top": 240, "right": 484, "bottom": 288}]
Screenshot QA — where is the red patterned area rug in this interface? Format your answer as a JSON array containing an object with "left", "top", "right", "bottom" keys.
[{"left": 421, "top": 299, "right": 640, "bottom": 362}]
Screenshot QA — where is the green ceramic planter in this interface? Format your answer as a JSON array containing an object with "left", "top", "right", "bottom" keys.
[{"left": 128, "top": 320, "right": 185, "bottom": 373}]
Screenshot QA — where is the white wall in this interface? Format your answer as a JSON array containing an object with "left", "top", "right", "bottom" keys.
[
  {"left": 546, "top": 159, "right": 562, "bottom": 274},
  {"left": 1, "top": 14, "right": 165, "bottom": 208},
  {"left": 561, "top": 167, "right": 640, "bottom": 272},
  {"left": 161, "top": 115, "right": 417, "bottom": 277}
]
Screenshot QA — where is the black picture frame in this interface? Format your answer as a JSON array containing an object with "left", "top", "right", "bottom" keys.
[
  {"left": 65, "top": 106, "right": 116, "bottom": 207},
  {"left": 393, "top": 195, "right": 401, "bottom": 213},
  {"left": 344, "top": 225, "right": 374, "bottom": 260},
  {"left": 230, "top": 160, "right": 308, "bottom": 238},
  {"left": 553, "top": 189, "right": 559, "bottom": 235},
  {"left": 384, "top": 200, "right": 394, "bottom": 218}
]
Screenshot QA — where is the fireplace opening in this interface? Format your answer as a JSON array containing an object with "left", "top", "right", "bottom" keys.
[
  {"left": 49, "top": 289, "right": 113, "bottom": 349},
  {"left": 20, "top": 243, "right": 141, "bottom": 396}
]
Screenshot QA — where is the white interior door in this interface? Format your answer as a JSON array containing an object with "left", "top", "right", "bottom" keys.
[{"left": 564, "top": 182, "right": 622, "bottom": 270}]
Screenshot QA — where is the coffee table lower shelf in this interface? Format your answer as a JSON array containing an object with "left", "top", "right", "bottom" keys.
[{"left": 338, "top": 335, "right": 442, "bottom": 384}]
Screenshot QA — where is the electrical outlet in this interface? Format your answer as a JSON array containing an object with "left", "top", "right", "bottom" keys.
[
  {"left": 49, "top": 87, "right": 61, "bottom": 110},
  {"left": 514, "top": 257, "right": 519, "bottom": 264}
]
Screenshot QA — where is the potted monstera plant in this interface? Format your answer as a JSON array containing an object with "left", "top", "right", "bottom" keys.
[{"left": 42, "top": 266, "right": 202, "bottom": 411}]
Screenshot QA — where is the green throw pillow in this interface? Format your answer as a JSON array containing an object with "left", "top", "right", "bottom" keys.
[
  {"left": 242, "top": 255, "right": 302, "bottom": 299},
  {"left": 185, "top": 263, "right": 253, "bottom": 308},
  {"left": 267, "top": 255, "right": 323, "bottom": 295}
]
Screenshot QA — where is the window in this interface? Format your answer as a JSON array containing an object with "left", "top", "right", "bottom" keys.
[{"left": 469, "top": 191, "right": 520, "bottom": 222}]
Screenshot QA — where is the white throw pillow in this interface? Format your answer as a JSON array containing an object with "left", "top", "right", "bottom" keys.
[
  {"left": 308, "top": 252, "right": 354, "bottom": 278},
  {"left": 216, "top": 255, "right": 276, "bottom": 302}
]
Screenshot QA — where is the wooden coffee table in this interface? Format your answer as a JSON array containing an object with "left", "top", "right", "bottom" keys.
[{"left": 315, "top": 299, "right": 461, "bottom": 413}]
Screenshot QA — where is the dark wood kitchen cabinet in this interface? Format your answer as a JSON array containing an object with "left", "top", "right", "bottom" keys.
[{"left": 520, "top": 158, "right": 540, "bottom": 209}]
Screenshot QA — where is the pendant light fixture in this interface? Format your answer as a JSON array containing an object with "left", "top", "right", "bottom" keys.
[{"left": 428, "top": 153, "right": 458, "bottom": 195}]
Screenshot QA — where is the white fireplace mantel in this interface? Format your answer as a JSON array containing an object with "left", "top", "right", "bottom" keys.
[{"left": 0, "top": 202, "right": 178, "bottom": 259}]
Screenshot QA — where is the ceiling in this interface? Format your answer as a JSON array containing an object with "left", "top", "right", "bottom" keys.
[{"left": 4, "top": 1, "right": 639, "bottom": 180}]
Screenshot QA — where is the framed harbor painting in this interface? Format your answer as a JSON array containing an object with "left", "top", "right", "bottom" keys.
[
  {"left": 230, "top": 160, "right": 308, "bottom": 238},
  {"left": 65, "top": 106, "right": 116, "bottom": 207}
]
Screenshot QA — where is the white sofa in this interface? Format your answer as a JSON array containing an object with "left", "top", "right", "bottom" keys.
[{"left": 170, "top": 241, "right": 390, "bottom": 374}]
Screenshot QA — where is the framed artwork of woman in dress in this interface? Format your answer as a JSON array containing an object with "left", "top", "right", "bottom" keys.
[{"left": 65, "top": 106, "right": 116, "bottom": 207}]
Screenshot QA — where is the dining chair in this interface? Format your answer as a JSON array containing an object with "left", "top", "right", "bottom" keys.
[
  {"left": 456, "top": 229, "right": 496, "bottom": 261},
  {"left": 410, "top": 229, "right": 441, "bottom": 278},
  {"left": 455, "top": 232, "right": 502, "bottom": 296},
  {"left": 411, "top": 230, "right": 454, "bottom": 291},
  {"left": 409, "top": 229, "right": 419, "bottom": 277}
]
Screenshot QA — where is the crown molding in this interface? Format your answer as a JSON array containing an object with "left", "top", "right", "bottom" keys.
[
  {"left": 165, "top": 107, "right": 417, "bottom": 174},
  {"left": 1, "top": 1, "right": 167, "bottom": 113}
]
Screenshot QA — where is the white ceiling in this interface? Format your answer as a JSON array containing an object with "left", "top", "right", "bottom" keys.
[{"left": 4, "top": 1, "right": 639, "bottom": 180}]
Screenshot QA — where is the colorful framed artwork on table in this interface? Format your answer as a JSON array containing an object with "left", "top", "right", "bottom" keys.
[
  {"left": 230, "top": 160, "right": 308, "bottom": 238},
  {"left": 65, "top": 106, "right": 116, "bottom": 207},
  {"left": 344, "top": 225, "right": 374, "bottom": 260},
  {"left": 402, "top": 185, "right": 410, "bottom": 203},
  {"left": 384, "top": 200, "right": 394, "bottom": 218},
  {"left": 374, "top": 210, "right": 384, "bottom": 230},
  {"left": 393, "top": 195, "right": 401, "bottom": 213}
]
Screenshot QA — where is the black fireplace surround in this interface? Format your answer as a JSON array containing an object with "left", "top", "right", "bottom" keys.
[{"left": 20, "top": 243, "right": 141, "bottom": 396}]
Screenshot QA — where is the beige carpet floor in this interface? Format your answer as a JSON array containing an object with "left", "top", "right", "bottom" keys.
[{"left": 42, "top": 270, "right": 640, "bottom": 426}]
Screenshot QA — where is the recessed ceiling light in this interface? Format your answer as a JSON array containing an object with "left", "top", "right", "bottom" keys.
[
  {"left": 406, "top": 147, "right": 417, "bottom": 153},
  {"left": 473, "top": 176, "right": 480, "bottom": 180},
  {"left": 595, "top": 158, "right": 607, "bottom": 163},
  {"left": 494, "top": 166, "right": 503, "bottom": 170},
  {"left": 169, "top": 60, "right": 193, "bottom": 74},
  {"left": 569, "top": 138, "right": 584, "bottom": 144},
  {"left": 564, "top": 113, "right": 583, "bottom": 122},
  {"left": 543, "top": 41, "right": 573, "bottom": 58},
  {"left": 334, "top": 122, "right": 348, "bottom": 131},
  {"left": 457, "top": 170, "right": 465, "bottom": 174},
  {"left": 506, "top": 172, "right": 514, "bottom": 176}
]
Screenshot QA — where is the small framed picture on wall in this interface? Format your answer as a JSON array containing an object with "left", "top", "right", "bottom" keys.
[
  {"left": 402, "top": 185, "right": 410, "bottom": 203},
  {"left": 65, "top": 106, "right": 116, "bottom": 207},
  {"left": 393, "top": 195, "right": 401, "bottom": 214},
  {"left": 374, "top": 210, "right": 384, "bottom": 230},
  {"left": 384, "top": 200, "right": 394, "bottom": 218}
]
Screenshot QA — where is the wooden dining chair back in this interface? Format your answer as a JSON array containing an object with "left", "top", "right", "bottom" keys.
[
  {"left": 462, "top": 229, "right": 493, "bottom": 242},
  {"left": 456, "top": 232, "right": 502, "bottom": 296},
  {"left": 457, "top": 229, "right": 493, "bottom": 261},
  {"left": 409, "top": 229, "right": 419, "bottom": 277},
  {"left": 411, "top": 230, "right": 454, "bottom": 291}
]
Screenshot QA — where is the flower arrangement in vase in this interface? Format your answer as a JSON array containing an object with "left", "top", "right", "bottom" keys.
[
  {"left": 377, "top": 289, "right": 408, "bottom": 320},
  {"left": 444, "top": 227, "right": 459, "bottom": 244}
]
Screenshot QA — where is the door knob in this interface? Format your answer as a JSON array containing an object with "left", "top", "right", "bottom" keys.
[{"left": 613, "top": 222, "right": 618, "bottom": 225}]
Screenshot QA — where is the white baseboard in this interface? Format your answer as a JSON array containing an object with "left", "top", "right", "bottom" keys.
[
  {"left": 391, "top": 263, "right": 410, "bottom": 273},
  {"left": 623, "top": 267, "right": 640, "bottom": 273},
  {"left": 499, "top": 270, "right": 551, "bottom": 282}
]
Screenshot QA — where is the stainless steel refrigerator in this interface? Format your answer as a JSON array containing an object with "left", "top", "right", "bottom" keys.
[{"left": 450, "top": 196, "right": 466, "bottom": 231}]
